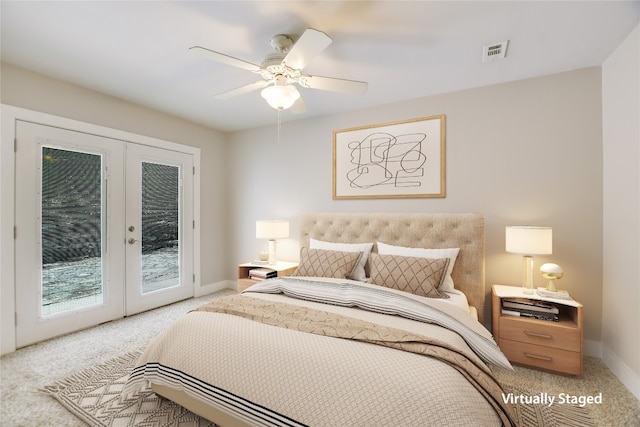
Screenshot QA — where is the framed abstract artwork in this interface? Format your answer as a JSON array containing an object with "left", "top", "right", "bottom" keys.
[{"left": 333, "top": 115, "right": 446, "bottom": 199}]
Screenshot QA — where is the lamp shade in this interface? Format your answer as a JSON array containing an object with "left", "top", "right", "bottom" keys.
[
  {"left": 505, "top": 226, "right": 552, "bottom": 255},
  {"left": 261, "top": 85, "right": 300, "bottom": 110},
  {"left": 256, "top": 220, "right": 289, "bottom": 239}
]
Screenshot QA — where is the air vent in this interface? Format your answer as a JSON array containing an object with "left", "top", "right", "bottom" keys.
[{"left": 482, "top": 40, "right": 509, "bottom": 63}]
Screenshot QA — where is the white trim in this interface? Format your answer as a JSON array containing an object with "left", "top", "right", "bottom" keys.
[
  {"left": 195, "top": 280, "right": 236, "bottom": 298},
  {"left": 585, "top": 340, "right": 640, "bottom": 400},
  {"left": 1, "top": 106, "right": 17, "bottom": 355},
  {"left": 602, "top": 344, "right": 640, "bottom": 401},
  {"left": 584, "top": 339, "right": 602, "bottom": 358},
  {"left": 1, "top": 104, "right": 201, "bottom": 354}
]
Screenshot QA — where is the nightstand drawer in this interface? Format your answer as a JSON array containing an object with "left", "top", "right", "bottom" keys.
[
  {"left": 499, "top": 316, "right": 580, "bottom": 352},
  {"left": 500, "top": 338, "right": 582, "bottom": 375}
]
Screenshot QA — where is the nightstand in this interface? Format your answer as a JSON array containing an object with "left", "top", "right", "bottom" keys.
[
  {"left": 491, "top": 284, "right": 584, "bottom": 375},
  {"left": 237, "top": 261, "right": 299, "bottom": 292}
]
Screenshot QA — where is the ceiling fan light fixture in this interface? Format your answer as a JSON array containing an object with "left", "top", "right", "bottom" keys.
[{"left": 261, "top": 84, "right": 300, "bottom": 110}]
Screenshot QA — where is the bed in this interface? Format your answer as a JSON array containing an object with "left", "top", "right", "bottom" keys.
[{"left": 124, "top": 212, "right": 516, "bottom": 426}]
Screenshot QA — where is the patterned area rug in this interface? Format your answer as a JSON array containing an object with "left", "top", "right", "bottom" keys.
[
  {"left": 43, "top": 349, "right": 216, "bottom": 427},
  {"left": 44, "top": 349, "right": 594, "bottom": 427}
]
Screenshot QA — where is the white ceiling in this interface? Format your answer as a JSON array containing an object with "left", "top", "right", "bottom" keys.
[{"left": 1, "top": 1, "right": 638, "bottom": 133}]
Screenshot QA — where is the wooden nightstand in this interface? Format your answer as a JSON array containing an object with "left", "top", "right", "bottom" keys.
[
  {"left": 237, "top": 261, "right": 299, "bottom": 292},
  {"left": 492, "top": 284, "right": 584, "bottom": 375}
]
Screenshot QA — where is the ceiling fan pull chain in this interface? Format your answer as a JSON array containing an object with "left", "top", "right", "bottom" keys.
[{"left": 277, "top": 109, "right": 281, "bottom": 145}]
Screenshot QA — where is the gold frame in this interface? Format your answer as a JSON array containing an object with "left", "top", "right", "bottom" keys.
[{"left": 332, "top": 115, "right": 446, "bottom": 199}]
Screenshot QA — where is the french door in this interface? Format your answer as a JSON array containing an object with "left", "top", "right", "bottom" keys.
[
  {"left": 124, "top": 142, "right": 193, "bottom": 315},
  {"left": 14, "top": 121, "right": 194, "bottom": 348}
]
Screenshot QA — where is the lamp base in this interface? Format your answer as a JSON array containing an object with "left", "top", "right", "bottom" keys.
[
  {"left": 541, "top": 270, "right": 563, "bottom": 293},
  {"left": 268, "top": 239, "right": 277, "bottom": 265},
  {"left": 522, "top": 255, "right": 534, "bottom": 294}
]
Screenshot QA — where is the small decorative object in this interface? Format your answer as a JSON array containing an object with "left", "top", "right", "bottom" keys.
[
  {"left": 256, "top": 220, "right": 290, "bottom": 265},
  {"left": 259, "top": 251, "right": 269, "bottom": 262},
  {"left": 540, "top": 263, "right": 564, "bottom": 292},
  {"left": 505, "top": 226, "right": 552, "bottom": 294}
]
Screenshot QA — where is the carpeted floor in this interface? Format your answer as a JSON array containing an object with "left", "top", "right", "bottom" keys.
[
  {"left": 1, "top": 288, "right": 639, "bottom": 426},
  {"left": 492, "top": 357, "right": 640, "bottom": 426}
]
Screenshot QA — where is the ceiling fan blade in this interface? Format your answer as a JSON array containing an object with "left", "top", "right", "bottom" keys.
[
  {"left": 282, "top": 29, "right": 332, "bottom": 70},
  {"left": 189, "top": 46, "right": 261, "bottom": 72},
  {"left": 300, "top": 75, "right": 368, "bottom": 95},
  {"left": 215, "top": 80, "right": 270, "bottom": 100},
  {"left": 290, "top": 96, "right": 308, "bottom": 114}
]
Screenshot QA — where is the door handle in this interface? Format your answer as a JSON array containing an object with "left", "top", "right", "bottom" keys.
[{"left": 128, "top": 238, "right": 138, "bottom": 245}]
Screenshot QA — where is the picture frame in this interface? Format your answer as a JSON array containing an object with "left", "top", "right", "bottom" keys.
[{"left": 333, "top": 114, "right": 446, "bottom": 199}]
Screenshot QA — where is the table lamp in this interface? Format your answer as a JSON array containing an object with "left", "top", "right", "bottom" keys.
[
  {"left": 505, "top": 226, "right": 552, "bottom": 294},
  {"left": 256, "top": 220, "right": 289, "bottom": 265}
]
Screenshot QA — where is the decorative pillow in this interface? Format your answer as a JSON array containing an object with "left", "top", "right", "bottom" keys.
[
  {"left": 369, "top": 253, "right": 450, "bottom": 299},
  {"left": 292, "top": 248, "right": 363, "bottom": 279},
  {"left": 310, "top": 238, "right": 373, "bottom": 281},
  {"left": 376, "top": 242, "right": 460, "bottom": 292}
]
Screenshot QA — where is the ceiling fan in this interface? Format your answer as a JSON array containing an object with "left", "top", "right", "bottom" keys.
[{"left": 189, "top": 28, "right": 368, "bottom": 112}]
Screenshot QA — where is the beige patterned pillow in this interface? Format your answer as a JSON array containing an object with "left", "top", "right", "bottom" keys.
[
  {"left": 292, "top": 248, "right": 363, "bottom": 279},
  {"left": 369, "top": 253, "right": 450, "bottom": 299}
]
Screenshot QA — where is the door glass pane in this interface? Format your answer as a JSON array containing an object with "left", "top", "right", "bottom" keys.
[
  {"left": 41, "top": 147, "right": 103, "bottom": 316},
  {"left": 141, "top": 162, "right": 180, "bottom": 293}
]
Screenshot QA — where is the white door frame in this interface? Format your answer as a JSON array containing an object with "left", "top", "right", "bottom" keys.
[{"left": 1, "top": 105, "right": 201, "bottom": 354}]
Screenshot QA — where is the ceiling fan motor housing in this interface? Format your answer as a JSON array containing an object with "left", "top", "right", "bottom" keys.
[
  {"left": 270, "top": 34, "right": 294, "bottom": 52},
  {"left": 261, "top": 52, "right": 287, "bottom": 68}
]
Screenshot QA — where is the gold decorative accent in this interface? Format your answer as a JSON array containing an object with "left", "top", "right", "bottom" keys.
[{"left": 540, "top": 263, "right": 564, "bottom": 292}]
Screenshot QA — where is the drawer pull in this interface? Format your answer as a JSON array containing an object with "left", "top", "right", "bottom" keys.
[
  {"left": 523, "top": 330, "right": 553, "bottom": 339},
  {"left": 524, "top": 352, "right": 553, "bottom": 361}
]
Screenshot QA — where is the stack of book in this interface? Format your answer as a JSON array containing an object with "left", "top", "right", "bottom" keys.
[
  {"left": 501, "top": 297, "right": 560, "bottom": 322},
  {"left": 536, "top": 287, "right": 572, "bottom": 300},
  {"left": 249, "top": 268, "right": 277, "bottom": 281}
]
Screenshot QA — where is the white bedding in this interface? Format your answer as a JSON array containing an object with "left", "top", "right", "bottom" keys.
[
  {"left": 243, "top": 278, "right": 507, "bottom": 368},
  {"left": 443, "top": 288, "right": 471, "bottom": 311},
  {"left": 125, "top": 277, "right": 516, "bottom": 427},
  {"left": 249, "top": 276, "right": 472, "bottom": 317}
]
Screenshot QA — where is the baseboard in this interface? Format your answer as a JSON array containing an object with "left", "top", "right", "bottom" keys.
[
  {"left": 602, "top": 344, "right": 640, "bottom": 401},
  {"left": 194, "top": 280, "right": 236, "bottom": 297},
  {"left": 579, "top": 340, "right": 639, "bottom": 401}
]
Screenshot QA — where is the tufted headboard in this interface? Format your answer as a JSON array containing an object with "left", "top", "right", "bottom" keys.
[{"left": 299, "top": 212, "right": 486, "bottom": 321}]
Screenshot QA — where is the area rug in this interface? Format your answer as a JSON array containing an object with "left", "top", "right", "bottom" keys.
[
  {"left": 43, "top": 349, "right": 216, "bottom": 427},
  {"left": 44, "top": 349, "right": 594, "bottom": 427}
]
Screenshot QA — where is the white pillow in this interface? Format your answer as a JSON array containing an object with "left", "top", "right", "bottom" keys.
[
  {"left": 376, "top": 242, "right": 460, "bottom": 292},
  {"left": 310, "top": 238, "right": 373, "bottom": 281}
]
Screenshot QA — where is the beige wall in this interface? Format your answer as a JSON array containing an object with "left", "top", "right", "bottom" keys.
[
  {"left": 0, "top": 62, "right": 231, "bottom": 288},
  {"left": 602, "top": 24, "right": 640, "bottom": 392},
  {"left": 228, "top": 68, "right": 604, "bottom": 339}
]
